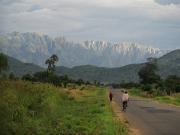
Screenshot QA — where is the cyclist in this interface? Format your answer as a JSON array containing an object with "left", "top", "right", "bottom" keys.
[{"left": 122, "top": 90, "right": 129, "bottom": 111}]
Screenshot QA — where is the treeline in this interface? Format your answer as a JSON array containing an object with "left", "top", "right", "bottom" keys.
[
  {"left": 112, "top": 58, "right": 180, "bottom": 96},
  {"left": 21, "top": 72, "right": 91, "bottom": 87},
  {"left": 0, "top": 53, "right": 91, "bottom": 87}
]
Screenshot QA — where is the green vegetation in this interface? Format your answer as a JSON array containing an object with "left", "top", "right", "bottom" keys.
[
  {"left": 45, "top": 54, "right": 59, "bottom": 73},
  {"left": 3, "top": 54, "right": 44, "bottom": 76},
  {"left": 129, "top": 88, "right": 180, "bottom": 106},
  {"left": 0, "top": 53, "right": 8, "bottom": 73},
  {"left": 2, "top": 50, "right": 180, "bottom": 83},
  {"left": 138, "top": 58, "right": 160, "bottom": 85},
  {"left": 155, "top": 94, "right": 180, "bottom": 106},
  {"left": 126, "top": 57, "right": 180, "bottom": 106},
  {"left": 129, "top": 88, "right": 142, "bottom": 97},
  {"left": 0, "top": 80, "right": 127, "bottom": 135},
  {"left": 55, "top": 50, "right": 180, "bottom": 83}
]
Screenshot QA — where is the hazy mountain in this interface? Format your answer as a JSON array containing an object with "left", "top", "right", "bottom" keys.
[
  {"left": 157, "top": 49, "right": 180, "bottom": 78},
  {"left": 4, "top": 55, "right": 44, "bottom": 76},
  {"left": 56, "top": 49, "right": 180, "bottom": 83},
  {"left": 0, "top": 32, "right": 167, "bottom": 67},
  {"left": 2, "top": 49, "right": 179, "bottom": 83}
]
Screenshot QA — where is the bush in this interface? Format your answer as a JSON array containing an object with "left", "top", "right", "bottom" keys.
[
  {"left": 142, "top": 84, "right": 152, "bottom": 91},
  {"left": 165, "top": 75, "right": 180, "bottom": 95},
  {"left": 22, "top": 74, "right": 33, "bottom": 81}
]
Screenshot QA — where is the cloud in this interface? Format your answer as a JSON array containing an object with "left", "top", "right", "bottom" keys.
[
  {"left": 0, "top": 0, "right": 180, "bottom": 49},
  {"left": 0, "top": 0, "right": 21, "bottom": 5},
  {"left": 155, "top": 0, "right": 180, "bottom": 5},
  {"left": 28, "top": 4, "right": 42, "bottom": 12}
]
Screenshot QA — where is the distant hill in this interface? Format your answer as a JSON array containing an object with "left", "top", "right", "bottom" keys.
[
  {"left": 157, "top": 49, "right": 180, "bottom": 78},
  {"left": 4, "top": 55, "right": 44, "bottom": 76},
  {"left": 3, "top": 49, "right": 180, "bottom": 83},
  {"left": 56, "top": 64, "right": 143, "bottom": 83},
  {"left": 56, "top": 49, "right": 180, "bottom": 83}
]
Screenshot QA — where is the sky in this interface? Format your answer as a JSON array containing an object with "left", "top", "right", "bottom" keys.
[{"left": 0, "top": 0, "right": 180, "bottom": 49}]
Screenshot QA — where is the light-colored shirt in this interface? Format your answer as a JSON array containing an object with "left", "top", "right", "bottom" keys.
[{"left": 122, "top": 93, "right": 129, "bottom": 101}]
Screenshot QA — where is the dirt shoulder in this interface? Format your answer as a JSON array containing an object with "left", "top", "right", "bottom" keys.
[{"left": 111, "top": 100, "right": 141, "bottom": 135}]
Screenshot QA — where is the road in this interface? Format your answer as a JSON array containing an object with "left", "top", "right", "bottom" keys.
[{"left": 111, "top": 89, "right": 180, "bottom": 135}]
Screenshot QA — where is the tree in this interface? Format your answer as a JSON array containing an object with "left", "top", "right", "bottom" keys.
[
  {"left": 76, "top": 79, "right": 84, "bottom": 86},
  {"left": 22, "top": 74, "right": 33, "bottom": 81},
  {"left": 9, "top": 72, "right": 16, "bottom": 80},
  {"left": 138, "top": 58, "right": 160, "bottom": 85},
  {"left": 33, "top": 71, "right": 49, "bottom": 82},
  {"left": 0, "top": 53, "right": 8, "bottom": 73},
  {"left": 165, "top": 75, "right": 180, "bottom": 95},
  {"left": 45, "top": 54, "right": 59, "bottom": 73}
]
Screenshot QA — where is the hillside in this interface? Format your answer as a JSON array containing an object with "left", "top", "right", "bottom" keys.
[
  {"left": 5, "top": 55, "right": 44, "bottom": 76},
  {"left": 56, "top": 49, "right": 180, "bottom": 83},
  {"left": 0, "top": 32, "right": 167, "bottom": 67},
  {"left": 3, "top": 49, "right": 180, "bottom": 83},
  {"left": 157, "top": 49, "right": 180, "bottom": 78},
  {"left": 56, "top": 64, "right": 143, "bottom": 83}
]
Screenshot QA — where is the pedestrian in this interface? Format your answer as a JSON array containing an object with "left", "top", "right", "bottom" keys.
[
  {"left": 122, "top": 90, "right": 129, "bottom": 111},
  {"left": 109, "top": 91, "right": 113, "bottom": 102}
]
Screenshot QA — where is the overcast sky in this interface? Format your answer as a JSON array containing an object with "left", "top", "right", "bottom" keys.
[{"left": 0, "top": 0, "right": 180, "bottom": 49}]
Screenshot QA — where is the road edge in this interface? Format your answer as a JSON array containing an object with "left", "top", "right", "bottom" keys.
[{"left": 111, "top": 100, "right": 141, "bottom": 135}]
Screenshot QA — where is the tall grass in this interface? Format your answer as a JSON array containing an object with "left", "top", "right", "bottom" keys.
[{"left": 0, "top": 80, "right": 127, "bottom": 135}]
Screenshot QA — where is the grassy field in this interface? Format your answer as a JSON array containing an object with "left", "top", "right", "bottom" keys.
[
  {"left": 0, "top": 80, "right": 127, "bottom": 135},
  {"left": 129, "top": 88, "right": 180, "bottom": 106}
]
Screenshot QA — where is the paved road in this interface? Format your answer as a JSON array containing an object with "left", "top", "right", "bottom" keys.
[{"left": 111, "top": 89, "right": 180, "bottom": 135}]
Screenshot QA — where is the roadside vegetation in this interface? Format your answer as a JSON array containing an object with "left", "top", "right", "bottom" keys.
[
  {"left": 116, "top": 58, "right": 180, "bottom": 106},
  {"left": 129, "top": 88, "right": 180, "bottom": 106},
  {"left": 0, "top": 80, "right": 127, "bottom": 135},
  {"left": 0, "top": 53, "right": 127, "bottom": 135}
]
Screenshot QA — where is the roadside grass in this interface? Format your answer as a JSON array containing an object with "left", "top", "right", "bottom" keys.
[
  {"left": 0, "top": 80, "right": 127, "bottom": 135},
  {"left": 129, "top": 88, "right": 180, "bottom": 106},
  {"left": 155, "top": 94, "right": 180, "bottom": 106},
  {"left": 128, "top": 88, "right": 142, "bottom": 97}
]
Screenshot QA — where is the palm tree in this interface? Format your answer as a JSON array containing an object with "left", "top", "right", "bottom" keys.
[{"left": 51, "top": 54, "right": 58, "bottom": 62}]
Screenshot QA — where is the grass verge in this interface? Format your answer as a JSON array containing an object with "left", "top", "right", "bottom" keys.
[
  {"left": 129, "top": 88, "right": 180, "bottom": 106},
  {"left": 0, "top": 80, "right": 127, "bottom": 135}
]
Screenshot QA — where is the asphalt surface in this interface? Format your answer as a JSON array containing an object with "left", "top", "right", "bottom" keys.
[{"left": 111, "top": 89, "right": 180, "bottom": 135}]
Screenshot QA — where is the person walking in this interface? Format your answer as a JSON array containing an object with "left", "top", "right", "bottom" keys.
[{"left": 109, "top": 91, "right": 113, "bottom": 102}]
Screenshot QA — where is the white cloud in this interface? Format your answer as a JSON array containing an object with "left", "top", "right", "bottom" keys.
[
  {"left": 0, "top": 0, "right": 180, "bottom": 49},
  {"left": 155, "top": 0, "right": 180, "bottom": 5}
]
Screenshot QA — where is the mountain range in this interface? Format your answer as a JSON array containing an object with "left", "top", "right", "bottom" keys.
[
  {"left": 0, "top": 32, "right": 168, "bottom": 67},
  {"left": 3, "top": 49, "right": 180, "bottom": 83},
  {"left": 55, "top": 49, "right": 180, "bottom": 83}
]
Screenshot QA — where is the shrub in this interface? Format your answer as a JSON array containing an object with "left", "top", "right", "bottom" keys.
[{"left": 142, "top": 84, "right": 152, "bottom": 91}]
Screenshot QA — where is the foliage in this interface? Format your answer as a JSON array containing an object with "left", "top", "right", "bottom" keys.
[
  {"left": 22, "top": 74, "right": 33, "bottom": 81},
  {"left": 138, "top": 59, "right": 160, "bottom": 85},
  {"left": 129, "top": 88, "right": 180, "bottom": 106},
  {"left": 76, "top": 79, "right": 84, "bottom": 86},
  {"left": 45, "top": 54, "right": 58, "bottom": 73},
  {"left": 141, "top": 84, "right": 152, "bottom": 91},
  {"left": 22, "top": 71, "right": 91, "bottom": 88},
  {"left": 0, "top": 80, "right": 127, "bottom": 135},
  {"left": 165, "top": 75, "right": 180, "bottom": 95},
  {"left": 155, "top": 94, "right": 180, "bottom": 106},
  {"left": 9, "top": 72, "right": 16, "bottom": 80},
  {"left": 0, "top": 53, "right": 8, "bottom": 73}
]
